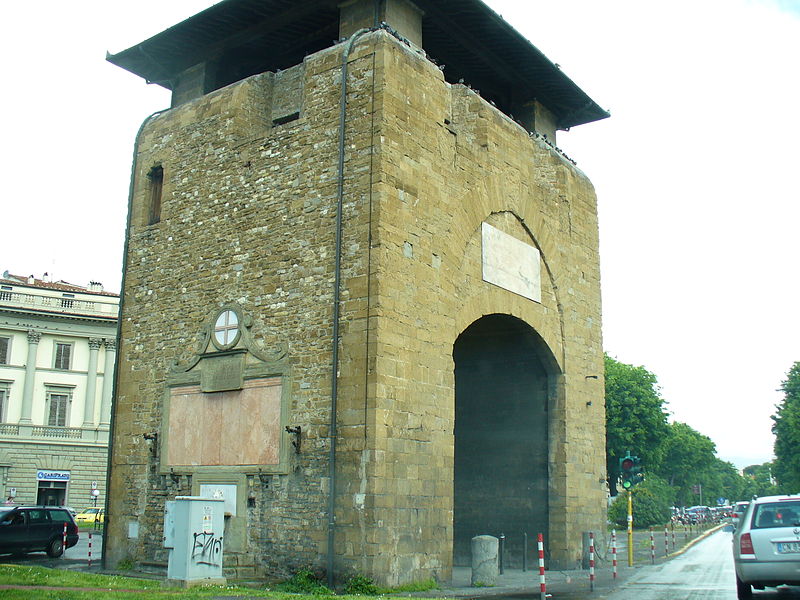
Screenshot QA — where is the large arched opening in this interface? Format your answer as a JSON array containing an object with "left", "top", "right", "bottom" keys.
[{"left": 452, "top": 313, "right": 558, "bottom": 566}]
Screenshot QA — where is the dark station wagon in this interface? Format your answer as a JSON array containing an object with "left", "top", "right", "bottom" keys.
[{"left": 0, "top": 506, "right": 79, "bottom": 557}]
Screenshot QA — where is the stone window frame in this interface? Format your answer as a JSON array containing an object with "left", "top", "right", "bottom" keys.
[
  {"left": 0, "top": 381, "right": 9, "bottom": 423},
  {"left": 53, "top": 341, "right": 73, "bottom": 371},
  {"left": 0, "top": 336, "right": 9, "bottom": 365},
  {"left": 45, "top": 385, "right": 74, "bottom": 427},
  {"left": 211, "top": 308, "right": 241, "bottom": 351}
]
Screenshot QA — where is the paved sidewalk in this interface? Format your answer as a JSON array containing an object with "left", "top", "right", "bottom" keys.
[
  {"left": 406, "top": 524, "right": 725, "bottom": 600},
  {"left": 1, "top": 524, "right": 724, "bottom": 600}
]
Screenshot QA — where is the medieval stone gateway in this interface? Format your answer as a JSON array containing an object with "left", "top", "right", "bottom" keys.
[{"left": 104, "top": 0, "right": 608, "bottom": 586}]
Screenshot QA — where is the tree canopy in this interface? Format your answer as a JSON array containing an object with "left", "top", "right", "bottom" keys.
[
  {"left": 772, "top": 362, "right": 800, "bottom": 491},
  {"left": 604, "top": 354, "right": 784, "bottom": 509},
  {"left": 604, "top": 355, "right": 669, "bottom": 494}
]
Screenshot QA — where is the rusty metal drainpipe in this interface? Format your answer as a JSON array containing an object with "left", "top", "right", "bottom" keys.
[{"left": 327, "top": 27, "right": 372, "bottom": 589}]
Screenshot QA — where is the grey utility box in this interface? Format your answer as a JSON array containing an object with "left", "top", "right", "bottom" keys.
[{"left": 164, "top": 496, "right": 226, "bottom": 587}]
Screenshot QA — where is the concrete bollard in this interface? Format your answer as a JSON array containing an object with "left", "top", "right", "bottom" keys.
[{"left": 471, "top": 535, "right": 499, "bottom": 586}]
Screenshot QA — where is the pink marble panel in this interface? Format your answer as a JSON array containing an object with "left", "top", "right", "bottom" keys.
[
  {"left": 202, "top": 390, "right": 225, "bottom": 465},
  {"left": 219, "top": 389, "right": 242, "bottom": 465},
  {"left": 167, "top": 379, "right": 282, "bottom": 467},
  {"left": 168, "top": 387, "right": 202, "bottom": 465}
]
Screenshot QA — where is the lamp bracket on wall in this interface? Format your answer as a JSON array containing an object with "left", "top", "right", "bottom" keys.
[{"left": 285, "top": 425, "right": 302, "bottom": 454}]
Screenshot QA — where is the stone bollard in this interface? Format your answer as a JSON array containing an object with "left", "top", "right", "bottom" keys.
[{"left": 471, "top": 535, "right": 499, "bottom": 586}]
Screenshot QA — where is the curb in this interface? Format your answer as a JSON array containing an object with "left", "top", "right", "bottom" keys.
[{"left": 666, "top": 523, "right": 725, "bottom": 559}]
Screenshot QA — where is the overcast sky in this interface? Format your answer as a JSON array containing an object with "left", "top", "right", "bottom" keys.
[{"left": 2, "top": 1, "right": 798, "bottom": 471}]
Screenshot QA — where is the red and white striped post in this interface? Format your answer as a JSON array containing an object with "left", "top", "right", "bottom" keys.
[
  {"left": 538, "top": 533, "right": 547, "bottom": 600},
  {"left": 611, "top": 530, "right": 617, "bottom": 579},
  {"left": 671, "top": 525, "right": 676, "bottom": 551},
  {"left": 649, "top": 527, "right": 655, "bottom": 564},
  {"left": 589, "top": 532, "right": 595, "bottom": 592},
  {"left": 87, "top": 531, "right": 93, "bottom": 568},
  {"left": 664, "top": 526, "right": 669, "bottom": 557},
  {"left": 62, "top": 522, "right": 67, "bottom": 557}
]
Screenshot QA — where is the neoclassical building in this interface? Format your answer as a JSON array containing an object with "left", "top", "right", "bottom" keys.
[{"left": 0, "top": 271, "right": 118, "bottom": 509}]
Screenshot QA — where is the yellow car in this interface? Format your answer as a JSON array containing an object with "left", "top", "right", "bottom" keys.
[{"left": 74, "top": 508, "right": 104, "bottom": 525}]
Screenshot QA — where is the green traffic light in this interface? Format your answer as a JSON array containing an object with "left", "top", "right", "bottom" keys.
[{"left": 618, "top": 453, "right": 644, "bottom": 490}]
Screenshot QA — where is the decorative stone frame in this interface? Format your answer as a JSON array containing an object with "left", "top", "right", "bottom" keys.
[
  {"left": 159, "top": 303, "right": 291, "bottom": 478},
  {"left": 52, "top": 340, "right": 73, "bottom": 371},
  {"left": 190, "top": 471, "right": 249, "bottom": 552},
  {"left": 44, "top": 384, "right": 75, "bottom": 427}
]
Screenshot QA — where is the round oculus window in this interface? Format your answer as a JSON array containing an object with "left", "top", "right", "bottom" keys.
[{"left": 213, "top": 310, "right": 240, "bottom": 349}]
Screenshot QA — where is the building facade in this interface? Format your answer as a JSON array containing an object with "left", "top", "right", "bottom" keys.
[
  {"left": 0, "top": 272, "right": 118, "bottom": 510},
  {"left": 106, "top": 0, "right": 608, "bottom": 585}
]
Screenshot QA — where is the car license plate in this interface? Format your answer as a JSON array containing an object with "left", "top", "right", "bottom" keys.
[{"left": 776, "top": 542, "right": 800, "bottom": 554}]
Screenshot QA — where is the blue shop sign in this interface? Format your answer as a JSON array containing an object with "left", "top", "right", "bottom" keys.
[{"left": 37, "top": 470, "right": 71, "bottom": 481}]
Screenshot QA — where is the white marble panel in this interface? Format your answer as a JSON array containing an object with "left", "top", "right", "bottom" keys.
[{"left": 481, "top": 222, "right": 541, "bottom": 302}]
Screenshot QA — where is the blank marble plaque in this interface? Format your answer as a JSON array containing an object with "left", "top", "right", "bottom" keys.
[{"left": 481, "top": 222, "right": 541, "bottom": 302}]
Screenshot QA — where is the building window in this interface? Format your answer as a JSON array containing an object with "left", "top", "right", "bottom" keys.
[
  {"left": 212, "top": 309, "right": 240, "bottom": 350},
  {"left": 61, "top": 293, "right": 75, "bottom": 309},
  {"left": 46, "top": 388, "right": 72, "bottom": 427},
  {"left": 147, "top": 165, "right": 164, "bottom": 225},
  {"left": 53, "top": 342, "right": 72, "bottom": 370},
  {"left": 0, "top": 385, "right": 8, "bottom": 422},
  {"left": 0, "top": 336, "right": 9, "bottom": 364}
]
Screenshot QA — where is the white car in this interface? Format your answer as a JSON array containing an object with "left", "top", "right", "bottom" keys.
[
  {"left": 732, "top": 494, "right": 800, "bottom": 598},
  {"left": 730, "top": 501, "right": 750, "bottom": 530}
]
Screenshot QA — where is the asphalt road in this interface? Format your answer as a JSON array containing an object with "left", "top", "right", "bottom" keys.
[{"left": 605, "top": 528, "right": 800, "bottom": 600}]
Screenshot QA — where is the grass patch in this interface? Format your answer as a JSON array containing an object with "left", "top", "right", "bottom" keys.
[
  {"left": 342, "top": 574, "right": 439, "bottom": 596},
  {"left": 0, "top": 564, "right": 441, "bottom": 600},
  {"left": 389, "top": 578, "right": 438, "bottom": 593},
  {"left": 0, "top": 564, "right": 274, "bottom": 598},
  {"left": 0, "top": 565, "right": 163, "bottom": 590}
]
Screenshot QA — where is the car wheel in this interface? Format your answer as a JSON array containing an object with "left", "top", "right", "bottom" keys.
[
  {"left": 46, "top": 538, "right": 64, "bottom": 558},
  {"left": 736, "top": 575, "right": 752, "bottom": 599}
]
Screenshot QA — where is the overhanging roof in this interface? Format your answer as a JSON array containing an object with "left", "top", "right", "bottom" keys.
[{"left": 107, "top": 0, "right": 609, "bottom": 129}]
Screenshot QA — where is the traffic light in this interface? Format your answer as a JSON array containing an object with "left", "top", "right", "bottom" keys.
[{"left": 619, "top": 454, "right": 644, "bottom": 490}]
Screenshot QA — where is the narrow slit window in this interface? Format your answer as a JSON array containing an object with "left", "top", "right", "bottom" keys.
[
  {"left": 272, "top": 112, "right": 300, "bottom": 127},
  {"left": 147, "top": 165, "right": 164, "bottom": 225}
]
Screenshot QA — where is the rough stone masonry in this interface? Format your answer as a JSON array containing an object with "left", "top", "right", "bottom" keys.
[{"left": 105, "top": 0, "right": 608, "bottom": 586}]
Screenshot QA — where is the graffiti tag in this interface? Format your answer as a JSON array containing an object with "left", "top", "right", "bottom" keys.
[{"left": 191, "top": 531, "right": 223, "bottom": 567}]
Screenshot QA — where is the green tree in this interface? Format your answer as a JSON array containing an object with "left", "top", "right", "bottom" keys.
[
  {"left": 772, "top": 362, "right": 800, "bottom": 490},
  {"left": 605, "top": 355, "right": 670, "bottom": 494},
  {"left": 656, "top": 422, "right": 719, "bottom": 506},
  {"left": 742, "top": 462, "right": 780, "bottom": 497}
]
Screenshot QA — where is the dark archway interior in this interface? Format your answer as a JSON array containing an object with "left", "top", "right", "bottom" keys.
[{"left": 453, "top": 314, "right": 551, "bottom": 567}]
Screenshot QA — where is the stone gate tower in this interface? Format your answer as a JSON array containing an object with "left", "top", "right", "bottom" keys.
[{"left": 105, "top": 0, "right": 609, "bottom": 585}]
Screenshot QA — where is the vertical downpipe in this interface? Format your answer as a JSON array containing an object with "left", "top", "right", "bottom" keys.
[
  {"left": 100, "top": 108, "right": 168, "bottom": 568},
  {"left": 328, "top": 28, "right": 371, "bottom": 588}
]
